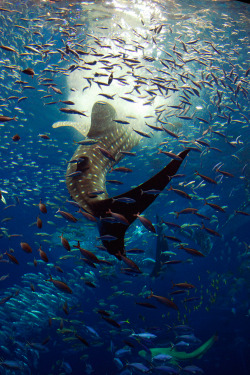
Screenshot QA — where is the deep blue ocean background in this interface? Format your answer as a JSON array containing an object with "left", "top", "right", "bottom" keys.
[{"left": 0, "top": 0, "right": 249, "bottom": 374}]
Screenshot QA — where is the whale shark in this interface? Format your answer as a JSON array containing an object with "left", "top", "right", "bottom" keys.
[{"left": 53, "top": 101, "right": 189, "bottom": 257}]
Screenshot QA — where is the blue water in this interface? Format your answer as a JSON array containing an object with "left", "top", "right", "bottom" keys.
[{"left": 0, "top": 0, "right": 249, "bottom": 374}]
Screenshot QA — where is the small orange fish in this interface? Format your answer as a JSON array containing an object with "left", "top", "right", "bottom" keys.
[
  {"left": 133, "top": 213, "right": 156, "bottom": 233},
  {"left": 20, "top": 242, "right": 32, "bottom": 253},
  {"left": 39, "top": 199, "right": 47, "bottom": 214},
  {"left": 201, "top": 223, "right": 221, "bottom": 237},
  {"left": 102, "top": 316, "right": 121, "bottom": 328},
  {"left": 148, "top": 291, "right": 178, "bottom": 310},
  {"left": 168, "top": 186, "right": 191, "bottom": 200},
  {"left": 59, "top": 234, "right": 71, "bottom": 251},
  {"left": 30, "top": 283, "right": 35, "bottom": 292},
  {"left": 74, "top": 241, "right": 99, "bottom": 263},
  {"left": 195, "top": 171, "right": 217, "bottom": 184},
  {"left": 54, "top": 265, "right": 64, "bottom": 273},
  {"left": 204, "top": 201, "right": 225, "bottom": 213},
  {"left": 62, "top": 301, "right": 69, "bottom": 315},
  {"left": 76, "top": 208, "right": 97, "bottom": 222},
  {"left": 56, "top": 208, "right": 78, "bottom": 223},
  {"left": 12, "top": 134, "right": 20, "bottom": 142},
  {"left": 38, "top": 134, "right": 50, "bottom": 140},
  {"left": 4, "top": 251, "right": 19, "bottom": 265},
  {"left": 75, "top": 333, "right": 90, "bottom": 346},
  {"left": 119, "top": 254, "right": 141, "bottom": 273},
  {"left": 38, "top": 246, "right": 48, "bottom": 263},
  {"left": 47, "top": 275, "right": 72, "bottom": 294},
  {"left": 37, "top": 216, "right": 42, "bottom": 228},
  {"left": 216, "top": 168, "right": 234, "bottom": 178},
  {"left": 175, "top": 208, "right": 198, "bottom": 218},
  {"left": 179, "top": 245, "right": 205, "bottom": 257},
  {"left": 172, "top": 282, "right": 195, "bottom": 289},
  {"left": 22, "top": 67, "right": 34, "bottom": 77},
  {"left": 60, "top": 318, "right": 64, "bottom": 330}
]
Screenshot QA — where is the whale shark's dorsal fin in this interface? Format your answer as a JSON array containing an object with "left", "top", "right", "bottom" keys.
[
  {"left": 87, "top": 101, "right": 116, "bottom": 138},
  {"left": 52, "top": 121, "right": 89, "bottom": 137}
]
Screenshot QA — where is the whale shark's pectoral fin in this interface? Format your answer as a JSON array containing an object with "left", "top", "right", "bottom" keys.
[
  {"left": 52, "top": 121, "right": 89, "bottom": 137},
  {"left": 91, "top": 149, "right": 189, "bottom": 256}
]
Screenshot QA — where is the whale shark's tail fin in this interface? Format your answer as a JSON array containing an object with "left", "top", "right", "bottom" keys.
[{"left": 91, "top": 149, "right": 189, "bottom": 256}]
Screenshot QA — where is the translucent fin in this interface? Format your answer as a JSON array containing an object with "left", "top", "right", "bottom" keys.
[
  {"left": 1, "top": 194, "right": 6, "bottom": 204},
  {"left": 52, "top": 121, "right": 89, "bottom": 136}
]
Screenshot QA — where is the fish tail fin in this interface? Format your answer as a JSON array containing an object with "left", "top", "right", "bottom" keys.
[
  {"left": 147, "top": 290, "right": 153, "bottom": 299},
  {"left": 73, "top": 241, "right": 81, "bottom": 249}
]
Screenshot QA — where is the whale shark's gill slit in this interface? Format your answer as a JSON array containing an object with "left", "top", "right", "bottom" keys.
[{"left": 64, "top": 101, "right": 189, "bottom": 257}]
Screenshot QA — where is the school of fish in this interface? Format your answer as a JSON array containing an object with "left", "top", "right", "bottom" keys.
[{"left": 0, "top": 0, "right": 249, "bottom": 374}]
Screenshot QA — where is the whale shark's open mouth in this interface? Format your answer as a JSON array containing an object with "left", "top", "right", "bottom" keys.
[{"left": 55, "top": 101, "right": 189, "bottom": 257}]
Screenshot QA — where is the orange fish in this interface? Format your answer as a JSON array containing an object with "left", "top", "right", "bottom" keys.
[
  {"left": 195, "top": 171, "right": 217, "bottom": 184},
  {"left": 39, "top": 199, "right": 47, "bottom": 214},
  {"left": 4, "top": 251, "right": 19, "bottom": 265},
  {"left": 148, "top": 291, "right": 178, "bottom": 310},
  {"left": 59, "top": 234, "right": 71, "bottom": 251},
  {"left": 38, "top": 246, "right": 48, "bottom": 263},
  {"left": 37, "top": 216, "right": 42, "bottom": 228},
  {"left": 172, "top": 282, "right": 195, "bottom": 289},
  {"left": 75, "top": 333, "right": 90, "bottom": 346},
  {"left": 74, "top": 241, "right": 99, "bottom": 263},
  {"left": 12, "top": 134, "right": 20, "bottom": 142},
  {"left": 204, "top": 201, "right": 225, "bottom": 213},
  {"left": 56, "top": 208, "right": 78, "bottom": 223},
  {"left": 179, "top": 245, "right": 205, "bottom": 257},
  {"left": 133, "top": 213, "right": 156, "bottom": 233},
  {"left": 47, "top": 275, "right": 72, "bottom": 294},
  {"left": 20, "top": 242, "right": 32, "bottom": 253}
]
